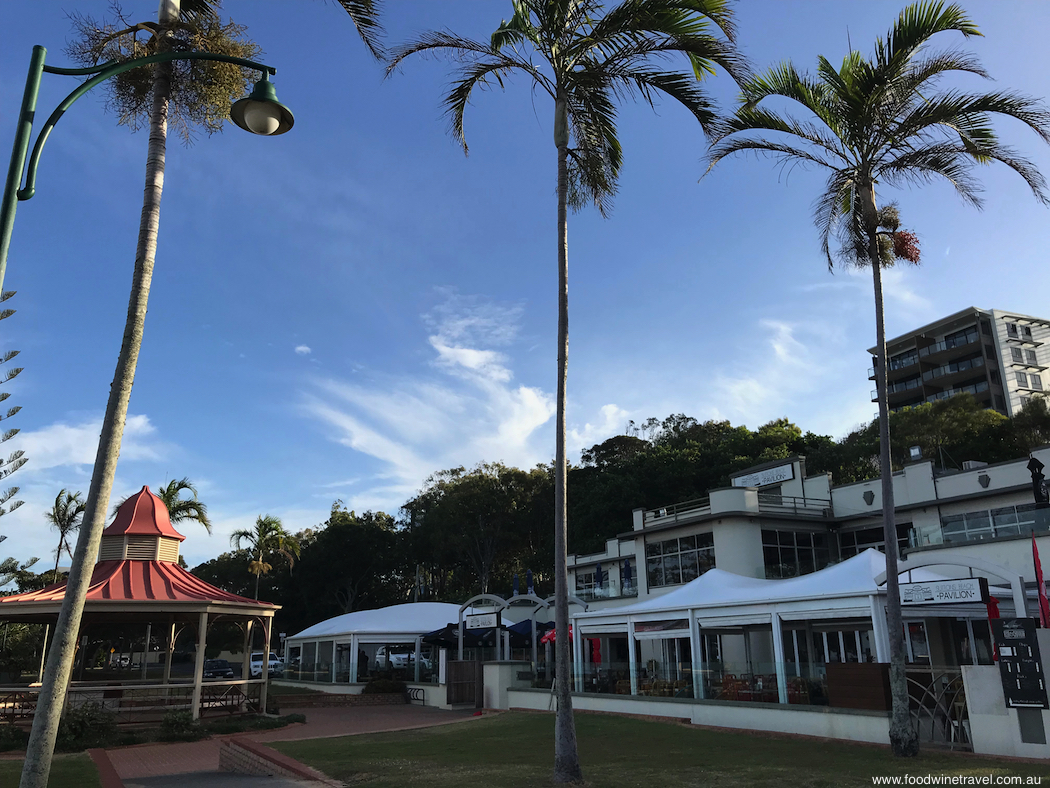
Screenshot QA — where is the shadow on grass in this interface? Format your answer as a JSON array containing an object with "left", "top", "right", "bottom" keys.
[{"left": 272, "top": 711, "right": 1050, "bottom": 788}]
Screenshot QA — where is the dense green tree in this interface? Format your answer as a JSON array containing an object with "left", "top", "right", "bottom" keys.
[
  {"left": 389, "top": 1, "right": 743, "bottom": 778},
  {"left": 190, "top": 548, "right": 256, "bottom": 599},
  {"left": 44, "top": 490, "right": 85, "bottom": 577},
  {"left": 706, "top": 2, "right": 1050, "bottom": 756}
]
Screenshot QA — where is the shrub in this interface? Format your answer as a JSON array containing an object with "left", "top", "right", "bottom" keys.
[
  {"left": 159, "top": 710, "right": 207, "bottom": 742},
  {"left": 56, "top": 702, "right": 119, "bottom": 752},
  {"left": 362, "top": 678, "right": 406, "bottom": 695},
  {"left": 0, "top": 724, "right": 29, "bottom": 752}
]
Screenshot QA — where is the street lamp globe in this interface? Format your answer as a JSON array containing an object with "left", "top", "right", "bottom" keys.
[{"left": 230, "top": 75, "right": 294, "bottom": 136}]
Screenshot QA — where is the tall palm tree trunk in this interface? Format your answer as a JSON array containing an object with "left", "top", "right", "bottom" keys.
[
  {"left": 19, "top": 39, "right": 173, "bottom": 788},
  {"left": 552, "top": 95, "right": 582, "bottom": 784},
  {"left": 864, "top": 186, "right": 919, "bottom": 758},
  {"left": 255, "top": 557, "right": 262, "bottom": 600}
]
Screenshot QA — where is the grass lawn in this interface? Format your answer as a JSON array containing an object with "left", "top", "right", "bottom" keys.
[
  {"left": 0, "top": 754, "right": 102, "bottom": 788},
  {"left": 273, "top": 711, "right": 1050, "bottom": 788}
]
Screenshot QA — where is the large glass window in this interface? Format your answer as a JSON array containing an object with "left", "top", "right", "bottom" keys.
[
  {"left": 840, "top": 525, "right": 910, "bottom": 557},
  {"left": 941, "top": 503, "right": 1043, "bottom": 543},
  {"left": 646, "top": 533, "right": 714, "bottom": 588},
  {"left": 762, "top": 530, "right": 830, "bottom": 578}
]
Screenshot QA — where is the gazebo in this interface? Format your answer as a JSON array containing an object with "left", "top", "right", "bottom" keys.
[{"left": 0, "top": 486, "right": 278, "bottom": 721}]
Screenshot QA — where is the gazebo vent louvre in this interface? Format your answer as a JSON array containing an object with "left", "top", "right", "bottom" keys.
[
  {"left": 158, "top": 538, "right": 179, "bottom": 563},
  {"left": 126, "top": 535, "right": 158, "bottom": 561},
  {"left": 98, "top": 537, "right": 124, "bottom": 561}
]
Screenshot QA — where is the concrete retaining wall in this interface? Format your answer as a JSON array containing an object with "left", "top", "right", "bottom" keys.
[
  {"left": 507, "top": 688, "right": 890, "bottom": 745},
  {"left": 220, "top": 738, "right": 339, "bottom": 786}
]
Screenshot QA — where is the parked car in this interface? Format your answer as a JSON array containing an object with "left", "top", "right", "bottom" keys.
[
  {"left": 374, "top": 646, "right": 431, "bottom": 671},
  {"left": 249, "top": 652, "right": 283, "bottom": 678},
  {"left": 203, "top": 659, "right": 235, "bottom": 679}
]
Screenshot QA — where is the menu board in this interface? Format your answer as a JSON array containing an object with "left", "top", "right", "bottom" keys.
[{"left": 990, "top": 618, "right": 1048, "bottom": 709}]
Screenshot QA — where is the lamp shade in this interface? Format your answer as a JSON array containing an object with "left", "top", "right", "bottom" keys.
[{"left": 231, "top": 77, "right": 294, "bottom": 136}]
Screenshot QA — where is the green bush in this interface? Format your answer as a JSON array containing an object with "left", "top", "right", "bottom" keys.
[
  {"left": 159, "top": 710, "right": 208, "bottom": 742},
  {"left": 0, "top": 724, "right": 29, "bottom": 752},
  {"left": 203, "top": 713, "right": 305, "bottom": 735},
  {"left": 56, "top": 702, "right": 119, "bottom": 752},
  {"left": 362, "top": 678, "right": 406, "bottom": 695}
]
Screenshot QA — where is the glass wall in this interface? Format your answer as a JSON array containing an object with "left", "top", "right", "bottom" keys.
[
  {"left": 762, "top": 530, "right": 830, "bottom": 578},
  {"left": 646, "top": 534, "right": 715, "bottom": 588}
]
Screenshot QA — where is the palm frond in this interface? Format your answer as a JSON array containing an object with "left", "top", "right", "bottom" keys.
[{"left": 336, "top": 0, "right": 385, "bottom": 60}]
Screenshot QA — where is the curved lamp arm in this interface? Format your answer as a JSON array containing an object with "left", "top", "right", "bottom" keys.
[{"left": 18, "top": 50, "right": 278, "bottom": 201}]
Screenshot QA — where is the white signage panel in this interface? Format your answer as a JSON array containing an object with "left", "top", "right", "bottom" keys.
[
  {"left": 465, "top": 613, "right": 499, "bottom": 630},
  {"left": 899, "top": 577, "right": 989, "bottom": 606},
  {"left": 731, "top": 462, "right": 794, "bottom": 488}
]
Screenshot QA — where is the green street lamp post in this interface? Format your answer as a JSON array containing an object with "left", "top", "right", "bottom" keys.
[
  {"left": 2, "top": 45, "right": 294, "bottom": 788},
  {"left": 0, "top": 44, "right": 294, "bottom": 292}
]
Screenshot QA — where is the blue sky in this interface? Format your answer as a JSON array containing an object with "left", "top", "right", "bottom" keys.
[{"left": 1, "top": 1, "right": 1049, "bottom": 571}]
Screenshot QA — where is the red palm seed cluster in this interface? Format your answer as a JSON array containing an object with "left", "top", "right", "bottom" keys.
[{"left": 893, "top": 230, "right": 921, "bottom": 263}]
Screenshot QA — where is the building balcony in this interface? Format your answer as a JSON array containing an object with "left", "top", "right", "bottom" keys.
[
  {"left": 644, "top": 497, "right": 711, "bottom": 525},
  {"left": 918, "top": 333, "right": 980, "bottom": 360},
  {"left": 922, "top": 354, "right": 985, "bottom": 384},
  {"left": 924, "top": 379, "right": 989, "bottom": 404}
]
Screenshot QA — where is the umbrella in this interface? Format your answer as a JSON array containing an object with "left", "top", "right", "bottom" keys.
[
  {"left": 540, "top": 625, "right": 572, "bottom": 645},
  {"left": 622, "top": 558, "right": 632, "bottom": 589},
  {"left": 526, "top": 569, "right": 534, "bottom": 596},
  {"left": 595, "top": 563, "right": 604, "bottom": 589},
  {"left": 513, "top": 573, "right": 520, "bottom": 597}
]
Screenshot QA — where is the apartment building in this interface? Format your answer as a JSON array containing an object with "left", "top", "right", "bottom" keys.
[{"left": 868, "top": 306, "right": 1049, "bottom": 416}]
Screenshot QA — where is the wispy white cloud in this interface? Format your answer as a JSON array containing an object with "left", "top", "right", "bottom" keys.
[
  {"left": 12, "top": 414, "right": 163, "bottom": 470},
  {"left": 294, "top": 345, "right": 312, "bottom": 356}
]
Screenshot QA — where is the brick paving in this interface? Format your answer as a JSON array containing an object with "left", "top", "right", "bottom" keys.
[{"left": 105, "top": 704, "right": 480, "bottom": 781}]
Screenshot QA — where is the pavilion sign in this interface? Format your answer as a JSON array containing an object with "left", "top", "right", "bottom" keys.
[
  {"left": 466, "top": 613, "right": 500, "bottom": 630},
  {"left": 899, "top": 577, "right": 989, "bottom": 606},
  {"left": 731, "top": 462, "right": 794, "bottom": 489}
]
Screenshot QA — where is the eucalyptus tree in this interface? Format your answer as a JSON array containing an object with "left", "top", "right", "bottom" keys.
[
  {"left": 44, "top": 490, "right": 85, "bottom": 577},
  {"left": 231, "top": 515, "right": 301, "bottom": 600},
  {"left": 705, "top": 1, "right": 1050, "bottom": 756},
  {"left": 388, "top": 1, "right": 743, "bottom": 779}
]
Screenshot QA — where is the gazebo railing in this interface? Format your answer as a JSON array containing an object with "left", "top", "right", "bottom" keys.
[{"left": 0, "top": 679, "right": 265, "bottom": 725}]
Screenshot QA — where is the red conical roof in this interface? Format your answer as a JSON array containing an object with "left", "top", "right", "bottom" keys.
[{"left": 103, "top": 486, "right": 186, "bottom": 542}]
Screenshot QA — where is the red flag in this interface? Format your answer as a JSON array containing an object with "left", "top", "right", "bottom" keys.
[
  {"left": 987, "top": 596, "right": 1000, "bottom": 662},
  {"left": 1034, "top": 535, "right": 1050, "bottom": 628}
]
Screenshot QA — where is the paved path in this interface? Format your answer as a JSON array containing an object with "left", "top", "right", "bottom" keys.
[{"left": 105, "top": 705, "right": 479, "bottom": 782}]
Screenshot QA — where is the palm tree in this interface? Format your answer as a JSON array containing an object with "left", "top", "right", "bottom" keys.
[
  {"left": 231, "top": 515, "right": 301, "bottom": 600},
  {"left": 44, "top": 490, "right": 85, "bottom": 577},
  {"left": 388, "top": 1, "right": 743, "bottom": 779},
  {"left": 705, "top": 1, "right": 1050, "bottom": 757},
  {"left": 22, "top": 4, "right": 270, "bottom": 786}
]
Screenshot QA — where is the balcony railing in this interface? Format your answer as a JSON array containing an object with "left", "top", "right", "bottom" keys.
[
  {"left": 922, "top": 354, "right": 984, "bottom": 382},
  {"left": 644, "top": 497, "right": 711, "bottom": 524},
  {"left": 925, "top": 380, "right": 988, "bottom": 404},
  {"left": 575, "top": 579, "right": 639, "bottom": 601},
  {"left": 918, "top": 332, "right": 979, "bottom": 358},
  {"left": 757, "top": 493, "right": 831, "bottom": 517}
]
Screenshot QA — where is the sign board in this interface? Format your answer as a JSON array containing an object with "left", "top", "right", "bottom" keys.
[
  {"left": 899, "top": 577, "right": 989, "bottom": 606},
  {"left": 991, "top": 618, "right": 1048, "bottom": 709},
  {"left": 732, "top": 462, "right": 794, "bottom": 489},
  {"left": 465, "top": 612, "right": 500, "bottom": 630}
]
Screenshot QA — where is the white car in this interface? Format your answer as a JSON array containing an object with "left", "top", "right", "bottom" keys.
[
  {"left": 374, "top": 646, "right": 430, "bottom": 671},
  {"left": 249, "top": 652, "right": 283, "bottom": 678}
]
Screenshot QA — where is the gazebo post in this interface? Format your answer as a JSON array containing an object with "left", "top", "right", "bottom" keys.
[
  {"left": 190, "top": 611, "right": 208, "bottom": 720},
  {"left": 162, "top": 620, "right": 175, "bottom": 685},
  {"left": 37, "top": 624, "right": 50, "bottom": 682},
  {"left": 141, "top": 623, "right": 151, "bottom": 680},
  {"left": 350, "top": 634, "right": 358, "bottom": 683},
  {"left": 241, "top": 619, "right": 253, "bottom": 683},
  {"left": 260, "top": 616, "right": 272, "bottom": 715},
  {"left": 414, "top": 637, "right": 421, "bottom": 683}
]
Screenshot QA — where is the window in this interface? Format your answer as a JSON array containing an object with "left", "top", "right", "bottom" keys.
[
  {"left": 1011, "top": 347, "right": 1024, "bottom": 363},
  {"left": 981, "top": 319, "right": 992, "bottom": 336},
  {"left": 1021, "top": 395, "right": 1032, "bottom": 407},
  {"left": 762, "top": 530, "right": 830, "bottom": 578},
  {"left": 1008, "top": 322, "right": 1019, "bottom": 338},
  {"left": 575, "top": 570, "right": 595, "bottom": 593},
  {"left": 889, "top": 348, "right": 918, "bottom": 370},
  {"left": 839, "top": 524, "right": 910, "bottom": 558},
  {"left": 1026, "top": 349, "right": 1039, "bottom": 365},
  {"left": 1022, "top": 325, "right": 1034, "bottom": 340},
  {"left": 1016, "top": 371, "right": 1030, "bottom": 387},
  {"left": 646, "top": 533, "right": 714, "bottom": 588},
  {"left": 995, "top": 394, "right": 1006, "bottom": 411},
  {"left": 985, "top": 344, "right": 996, "bottom": 360},
  {"left": 991, "top": 370, "right": 1001, "bottom": 385},
  {"left": 944, "top": 326, "right": 979, "bottom": 349},
  {"left": 1033, "top": 375, "right": 1044, "bottom": 391},
  {"left": 941, "top": 503, "right": 1043, "bottom": 543}
]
